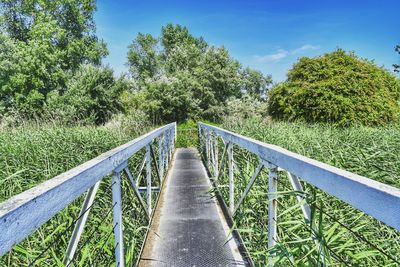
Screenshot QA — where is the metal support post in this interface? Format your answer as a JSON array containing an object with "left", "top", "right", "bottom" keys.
[
  {"left": 227, "top": 142, "right": 234, "bottom": 214},
  {"left": 146, "top": 144, "right": 152, "bottom": 216},
  {"left": 112, "top": 172, "right": 124, "bottom": 267}
]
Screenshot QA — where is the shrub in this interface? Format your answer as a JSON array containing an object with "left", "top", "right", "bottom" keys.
[
  {"left": 268, "top": 49, "right": 400, "bottom": 126},
  {"left": 46, "top": 65, "right": 126, "bottom": 125}
]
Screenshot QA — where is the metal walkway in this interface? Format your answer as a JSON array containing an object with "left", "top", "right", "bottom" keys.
[{"left": 139, "top": 148, "right": 247, "bottom": 266}]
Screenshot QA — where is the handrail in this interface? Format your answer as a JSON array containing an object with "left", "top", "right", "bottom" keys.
[
  {"left": 198, "top": 122, "right": 400, "bottom": 255},
  {"left": 0, "top": 122, "right": 176, "bottom": 266}
]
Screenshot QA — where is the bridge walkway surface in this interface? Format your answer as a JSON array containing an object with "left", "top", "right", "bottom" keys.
[{"left": 138, "top": 148, "right": 248, "bottom": 266}]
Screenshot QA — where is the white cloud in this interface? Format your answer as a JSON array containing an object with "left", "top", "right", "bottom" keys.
[
  {"left": 254, "top": 44, "right": 321, "bottom": 62},
  {"left": 255, "top": 49, "right": 289, "bottom": 62},
  {"left": 292, "top": 44, "right": 321, "bottom": 54}
]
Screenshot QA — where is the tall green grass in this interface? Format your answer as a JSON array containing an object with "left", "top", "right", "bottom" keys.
[
  {"left": 212, "top": 117, "right": 400, "bottom": 266},
  {"left": 0, "top": 120, "right": 156, "bottom": 266}
]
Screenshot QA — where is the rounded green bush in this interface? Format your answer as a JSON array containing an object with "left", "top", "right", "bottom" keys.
[{"left": 268, "top": 49, "right": 400, "bottom": 126}]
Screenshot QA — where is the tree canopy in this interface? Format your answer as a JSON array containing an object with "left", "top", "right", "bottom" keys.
[
  {"left": 268, "top": 49, "right": 400, "bottom": 126},
  {"left": 125, "top": 24, "right": 271, "bottom": 123},
  {"left": 0, "top": 0, "right": 107, "bottom": 116},
  {"left": 395, "top": 45, "right": 400, "bottom": 73}
]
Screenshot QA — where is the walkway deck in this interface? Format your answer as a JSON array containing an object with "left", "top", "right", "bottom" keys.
[{"left": 138, "top": 148, "right": 247, "bottom": 266}]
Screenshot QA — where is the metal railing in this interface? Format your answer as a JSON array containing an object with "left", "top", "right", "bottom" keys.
[
  {"left": 198, "top": 122, "right": 400, "bottom": 264},
  {"left": 0, "top": 122, "right": 176, "bottom": 266}
]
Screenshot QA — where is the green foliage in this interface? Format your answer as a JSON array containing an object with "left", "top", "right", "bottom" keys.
[
  {"left": 176, "top": 120, "right": 198, "bottom": 148},
  {"left": 219, "top": 116, "right": 400, "bottom": 266},
  {"left": 46, "top": 65, "right": 125, "bottom": 125},
  {"left": 125, "top": 24, "right": 271, "bottom": 123},
  {"left": 0, "top": 0, "right": 107, "bottom": 116},
  {"left": 241, "top": 67, "right": 272, "bottom": 97},
  {"left": 225, "top": 95, "right": 268, "bottom": 119},
  {"left": 268, "top": 49, "right": 400, "bottom": 126},
  {"left": 127, "top": 33, "right": 160, "bottom": 81},
  {"left": 0, "top": 120, "right": 152, "bottom": 265},
  {"left": 395, "top": 44, "right": 400, "bottom": 73}
]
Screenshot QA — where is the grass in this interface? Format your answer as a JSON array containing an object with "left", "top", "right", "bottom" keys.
[
  {"left": 2, "top": 116, "right": 400, "bottom": 266},
  {"left": 0, "top": 119, "right": 159, "bottom": 266},
  {"left": 203, "top": 116, "right": 400, "bottom": 266}
]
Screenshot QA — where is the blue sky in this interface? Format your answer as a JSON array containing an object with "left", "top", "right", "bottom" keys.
[{"left": 95, "top": 0, "right": 400, "bottom": 82}]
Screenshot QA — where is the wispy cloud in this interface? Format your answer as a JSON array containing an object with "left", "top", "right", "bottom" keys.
[
  {"left": 254, "top": 44, "right": 321, "bottom": 62},
  {"left": 254, "top": 49, "right": 289, "bottom": 62},
  {"left": 292, "top": 44, "right": 321, "bottom": 54}
]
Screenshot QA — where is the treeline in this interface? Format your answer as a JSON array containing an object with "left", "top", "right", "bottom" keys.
[
  {"left": 124, "top": 24, "right": 271, "bottom": 123},
  {"left": 0, "top": 1, "right": 270, "bottom": 126},
  {"left": 1, "top": 1, "right": 399, "bottom": 127}
]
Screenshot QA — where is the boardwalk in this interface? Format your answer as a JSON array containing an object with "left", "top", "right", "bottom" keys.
[{"left": 139, "top": 148, "right": 247, "bottom": 266}]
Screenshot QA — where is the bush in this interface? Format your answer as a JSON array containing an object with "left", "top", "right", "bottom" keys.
[
  {"left": 46, "top": 65, "right": 126, "bottom": 125},
  {"left": 268, "top": 49, "right": 400, "bottom": 126},
  {"left": 225, "top": 95, "right": 268, "bottom": 119}
]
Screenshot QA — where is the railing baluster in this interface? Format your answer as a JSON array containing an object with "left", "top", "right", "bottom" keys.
[
  {"left": 227, "top": 142, "right": 234, "bottom": 214},
  {"left": 267, "top": 162, "right": 279, "bottom": 255},
  {"left": 158, "top": 135, "right": 164, "bottom": 180},
  {"left": 165, "top": 131, "right": 169, "bottom": 168},
  {"left": 206, "top": 131, "right": 211, "bottom": 170},
  {"left": 63, "top": 181, "right": 100, "bottom": 265},
  {"left": 112, "top": 171, "right": 124, "bottom": 267},
  {"left": 146, "top": 144, "right": 152, "bottom": 216},
  {"left": 214, "top": 136, "right": 219, "bottom": 179}
]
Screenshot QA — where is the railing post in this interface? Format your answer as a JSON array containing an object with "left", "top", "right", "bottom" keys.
[
  {"left": 169, "top": 128, "right": 173, "bottom": 160},
  {"left": 206, "top": 131, "right": 211, "bottom": 170},
  {"left": 165, "top": 131, "right": 169, "bottom": 168},
  {"left": 267, "top": 162, "right": 279, "bottom": 259},
  {"left": 214, "top": 136, "right": 219, "bottom": 179},
  {"left": 146, "top": 144, "right": 152, "bottom": 216},
  {"left": 227, "top": 142, "right": 234, "bottom": 214},
  {"left": 112, "top": 172, "right": 124, "bottom": 267},
  {"left": 158, "top": 135, "right": 164, "bottom": 180}
]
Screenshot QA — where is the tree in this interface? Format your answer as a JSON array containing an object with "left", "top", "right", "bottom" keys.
[
  {"left": 125, "top": 23, "right": 256, "bottom": 123},
  {"left": 0, "top": 0, "right": 107, "bottom": 115},
  {"left": 394, "top": 45, "right": 400, "bottom": 73},
  {"left": 268, "top": 49, "right": 400, "bottom": 126},
  {"left": 241, "top": 67, "right": 272, "bottom": 98},
  {"left": 127, "top": 33, "right": 160, "bottom": 81},
  {"left": 46, "top": 65, "right": 124, "bottom": 125}
]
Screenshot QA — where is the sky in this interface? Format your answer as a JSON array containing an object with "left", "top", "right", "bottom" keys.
[{"left": 95, "top": 0, "right": 400, "bottom": 82}]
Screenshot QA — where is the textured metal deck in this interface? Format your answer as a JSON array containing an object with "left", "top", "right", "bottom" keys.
[{"left": 138, "top": 148, "right": 247, "bottom": 266}]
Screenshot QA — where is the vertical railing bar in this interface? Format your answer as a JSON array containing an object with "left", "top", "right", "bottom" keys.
[
  {"left": 233, "top": 162, "right": 264, "bottom": 216},
  {"left": 214, "top": 135, "right": 219, "bottom": 179},
  {"left": 206, "top": 130, "right": 211, "bottom": 170},
  {"left": 267, "top": 162, "right": 278, "bottom": 260},
  {"left": 112, "top": 172, "right": 124, "bottom": 267},
  {"left": 158, "top": 134, "right": 164, "bottom": 180},
  {"left": 210, "top": 133, "right": 216, "bottom": 176},
  {"left": 164, "top": 131, "right": 169, "bottom": 168},
  {"left": 227, "top": 142, "right": 234, "bottom": 214},
  {"left": 124, "top": 167, "right": 150, "bottom": 220},
  {"left": 63, "top": 181, "right": 100, "bottom": 265},
  {"left": 146, "top": 144, "right": 152, "bottom": 216}
]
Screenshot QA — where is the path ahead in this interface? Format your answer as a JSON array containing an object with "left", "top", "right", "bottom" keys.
[{"left": 139, "top": 148, "right": 247, "bottom": 266}]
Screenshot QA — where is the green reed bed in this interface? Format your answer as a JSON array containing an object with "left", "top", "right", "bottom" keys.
[
  {"left": 0, "top": 121, "right": 157, "bottom": 266},
  {"left": 207, "top": 117, "right": 400, "bottom": 266}
]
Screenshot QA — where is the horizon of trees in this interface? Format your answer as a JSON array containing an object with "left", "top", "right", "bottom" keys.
[{"left": 0, "top": 1, "right": 398, "bottom": 127}]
